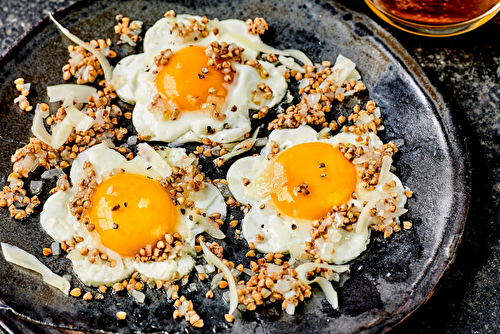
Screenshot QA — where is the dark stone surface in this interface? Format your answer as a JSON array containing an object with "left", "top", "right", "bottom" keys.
[{"left": 0, "top": 0, "right": 497, "bottom": 333}]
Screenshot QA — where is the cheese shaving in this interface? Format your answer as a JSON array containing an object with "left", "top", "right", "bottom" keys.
[
  {"left": 1, "top": 243, "right": 70, "bottom": 295},
  {"left": 200, "top": 241, "right": 238, "bottom": 315},
  {"left": 31, "top": 104, "right": 52, "bottom": 146},
  {"left": 47, "top": 84, "right": 97, "bottom": 103},
  {"left": 48, "top": 14, "right": 112, "bottom": 83},
  {"left": 296, "top": 262, "right": 349, "bottom": 309},
  {"left": 137, "top": 143, "right": 172, "bottom": 178}
]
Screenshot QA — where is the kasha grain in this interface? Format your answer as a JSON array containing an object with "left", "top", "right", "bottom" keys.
[{"left": 116, "top": 311, "right": 127, "bottom": 320}]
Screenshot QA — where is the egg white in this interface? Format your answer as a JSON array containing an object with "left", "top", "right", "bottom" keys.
[
  {"left": 40, "top": 143, "right": 226, "bottom": 286},
  {"left": 227, "top": 125, "right": 407, "bottom": 264},
  {"left": 112, "top": 15, "right": 288, "bottom": 144}
]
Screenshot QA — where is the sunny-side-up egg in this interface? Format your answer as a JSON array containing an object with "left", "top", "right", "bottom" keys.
[
  {"left": 40, "top": 143, "right": 226, "bottom": 287},
  {"left": 227, "top": 125, "right": 408, "bottom": 264},
  {"left": 111, "top": 14, "right": 291, "bottom": 144}
]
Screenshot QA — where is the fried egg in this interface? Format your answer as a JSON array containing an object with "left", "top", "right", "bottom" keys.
[
  {"left": 40, "top": 143, "right": 226, "bottom": 286},
  {"left": 227, "top": 125, "right": 408, "bottom": 264},
  {"left": 112, "top": 15, "right": 289, "bottom": 144}
]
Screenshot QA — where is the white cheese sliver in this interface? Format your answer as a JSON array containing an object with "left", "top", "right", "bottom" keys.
[
  {"left": 47, "top": 84, "right": 96, "bottom": 103},
  {"left": 137, "top": 143, "right": 172, "bottom": 177},
  {"left": 50, "top": 115, "right": 75, "bottom": 150},
  {"left": 66, "top": 105, "right": 93, "bottom": 132},
  {"left": 296, "top": 262, "right": 349, "bottom": 309},
  {"left": 1, "top": 243, "right": 70, "bottom": 295},
  {"left": 48, "top": 14, "right": 112, "bottom": 83},
  {"left": 31, "top": 104, "right": 52, "bottom": 145}
]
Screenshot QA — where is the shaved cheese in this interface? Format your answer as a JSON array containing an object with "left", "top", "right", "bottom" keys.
[
  {"left": 62, "top": 91, "right": 75, "bottom": 107},
  {"left": 200, "top": 241, "right": 238, "bottom": 315},
  {"left": 50, "top": 115, "right": 76, "bottom": 150},
  {"left": 296, "top": 262, "right": 349, "bottom": 309},
  {"left": 31, "top": 104, "right": 52, "bottom": 145},
  {"left": 66, "top": 105, "right": 93, "bottom": 132},
  {"left": 1, "top": 243, "right": 70, "bottom": 295},
  {"left": 47, "top": 84, "right": 97, "bottom": 103},
  {"left": 49, "top": 14, "right": 112, "bottom": 83},
  {"left": 63, "top": 94, "right": 93, "bottom": 131},
  {"left": 137, "top": 143, "right": 172, "bottom": 177}
]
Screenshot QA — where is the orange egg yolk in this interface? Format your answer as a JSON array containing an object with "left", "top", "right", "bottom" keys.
[
  {"left": 155, "top": 46, "right": 229, "bottom": 112},
  {"left": 88, "top": 173, "right": 179, "bottom": 257},
  {"left": 254, "top": 142, "right": 357, "bottom": 220}
]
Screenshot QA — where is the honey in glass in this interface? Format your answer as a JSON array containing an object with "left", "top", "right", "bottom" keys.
[
  {"left": 373, "top": 0, "right": 499, "bottom": 25},
  {"left": 366, "top": 0, "right": 500, "bottom": 36}
]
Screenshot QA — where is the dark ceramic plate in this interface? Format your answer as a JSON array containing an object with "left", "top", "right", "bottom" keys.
[{"left": 0, "top": 0, "right": 470, "bottom": 333}]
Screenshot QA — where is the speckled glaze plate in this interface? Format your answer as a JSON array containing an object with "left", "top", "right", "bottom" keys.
[{"left": 0, "top": 0, "right": 470, "bottom": 333}]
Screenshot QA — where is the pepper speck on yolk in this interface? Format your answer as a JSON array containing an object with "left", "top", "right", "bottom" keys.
[
  {"left": 251, "top": 142, "right": 356, "bottom": 220},
  {"left": 88, "top": 173, "right": 179, "bottom": 257},
  {"left": 155, "top": 45, "right": 228, "bottom": 112}
]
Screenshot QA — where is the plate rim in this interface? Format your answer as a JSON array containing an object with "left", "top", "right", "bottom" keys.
[{"left": 0, "top": 0, "right": 471, "bottom": 332}]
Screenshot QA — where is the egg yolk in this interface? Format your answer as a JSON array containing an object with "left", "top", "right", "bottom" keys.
[
  {"left": 251, "top": 142, "right": 356, "bottom": 220},
  {"left": 155, "top": 46, "right": 229, "bottom": 112},
  {"left": 88, "top": 173, "right": 179, "bottom": 257}
]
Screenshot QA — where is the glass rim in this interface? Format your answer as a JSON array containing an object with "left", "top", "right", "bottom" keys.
[{"left": 365, "top": 0, "right": 500, "bottom": 31}]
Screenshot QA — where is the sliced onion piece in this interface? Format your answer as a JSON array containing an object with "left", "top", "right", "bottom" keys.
[
  {"left": 50, "top": 115, "right": 75, "bottom": 150},
  {"left": 278, "top": 55, "right": 306, "bottom": 73},
  {"left": 49, "top": 14, "right": 112, "bottom": 83},
  {"left": 35, "top": 102, "right": 50, "bottom": 118},
  {"left": 66, "top": 105, "right": 93, "bottom": 132},
  {"left": 295, "top": 262, "right": 349, "bottom": 309},
  {"left": 47, "top": 84, "right": 97, "bottom": 103},
  {"left": 254, "top": 137, "right": 268, "bottom": 147},
  {"left": 129, "top": 290, "right": 146, "bottom": 303},
  {"left": 216, "top": 128, "right": 259, "bottom": 164},
  {"left": 32, "top": 104, "right": 52, "bottom": 146},
  {"left": 331, "top": 54, "right": 356, "bottom": 86},
  {"left": 356, "top": 113, "right": 374, "bottom": 125},
  {"left": 211, "top": 272, "right": 224, "bottom": 290},
  {"left": 69, "top": 52, "right": 84, "bottom": 67},
  {"left": 200, "top": 241, "right": 238, "bottom": 315},
  {"left": 137, "top": 143, "right": 172, "bottom": 178},
  {"left": 195, "top": 265, "right": 206, "bottom": 275},
  {"left": 255, "top": 44, "right": 312, "bottom": 66},
  {"left": 197, "top": 215, "right": 225, "bottom": 239},
  {"left": 1, "top": 243, "right": 70, "bottom": 295},
  {"left": 120, "top": 34, "right": 136, "bottom": 46},
  {"left": 222, "top": 27, "right": 312, "bottom": 66},
  {"left": 320, "top": 54, "right": 358, "bottom": 90},
  {"left": 304, "top": 93, "right": 321, "bottom": 108},
  {"left": 283, "top": 49, "right": 313, "bottom": 67}
]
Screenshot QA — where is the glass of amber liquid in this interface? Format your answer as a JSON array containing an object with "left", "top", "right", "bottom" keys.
[{"left": 365, "top": 0, "right": 500, "bottom": 36}]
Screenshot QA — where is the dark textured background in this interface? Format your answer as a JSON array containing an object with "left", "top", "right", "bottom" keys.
[{"left": 0, "top": 0, "right": 499, "bottom": 333}]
